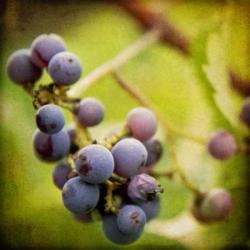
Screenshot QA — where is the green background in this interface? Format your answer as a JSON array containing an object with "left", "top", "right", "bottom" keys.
[{"left": 1, "top": 0, "right": 249, "bottom": 249}]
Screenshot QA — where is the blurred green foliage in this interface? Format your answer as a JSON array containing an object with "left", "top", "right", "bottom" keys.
[{"left": 1, "top": 0, "right": 249, "bottom": 249}]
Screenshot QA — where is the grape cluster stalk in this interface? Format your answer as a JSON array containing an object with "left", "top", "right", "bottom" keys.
[{"left": 7, "top": 31, "right": 247, "bottom": 245}]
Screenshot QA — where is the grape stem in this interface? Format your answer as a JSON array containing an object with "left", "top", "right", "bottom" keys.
[
  {"left": 104, "top": 180, "right": 120, "bottom": 214},
  {"left": 102, "top": 126, "right": 131, "bottom": 149},
  {"left": 113, "top": 70, "right": 202, "bottom": 195},
  {"left": 113, "top": 70, "right": 207, "bottom": 145},
  {"left": 67, "top": 29, "right": 162, "bottom": 97}
]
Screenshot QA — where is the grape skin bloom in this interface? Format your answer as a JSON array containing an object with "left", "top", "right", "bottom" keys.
[
  {"left": 48, "top": 51, "right": 82, "bottom": 86},
  {"left": 127, "top": 107, "right": 157, "bottom": 141},
  {"left": 7, "top": 49, "right": 43, "bottom": 85},
  {"left": 53, "top": 161, "right": 72, "bottom": 190},
  {"left": 31, "top": 33, "right": 67, "bottom": 68},
  {"left": 33, "top": 129, "right": 70, "bottom": 162},
  {"left": 36, "top": 104, "right": 65, "bottom": 134},
  {"left": 75, "top": 144, "right": 114, "bottom": 184},
  {"left": 62, "top": 176, "right": 100, "bottom": 214},
  {"left": 137, "top": 197, "right": 160, "bottom": 221},
  {"left": 112, "top": 138, "right": 148, "bottom": 178},
  {"left": 117, "top": 205, "right": 146, "bottom": 235},
  {"left": 103, "top": 215, "right": 143, "bottom": 245},
  {"left": 77, "top": 97, "right": 105, "bottom": 127},
  {"left": 144, "top": 138, "right": 162, "bottom": 166}
]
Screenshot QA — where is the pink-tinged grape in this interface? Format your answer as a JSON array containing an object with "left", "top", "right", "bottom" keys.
[
  {"left": 48, "top": 51, "right": 82, "bottom": 86},
  {"left": 208, "top": 130, "right": 238, "bottom": 160},
  {"left": 127, "top": 107, "right": 157, "bottom": 141},
  {"left": 127, "top": 174, "right": 163, "bottom": 202},
  {"left": 31, "top": 33, "right": 66, "bottom": 68},
  {"left": 7, "top": 49, "right": 43, "bottom": 85},
  {"left": 112, "top": 138, "right": 148, "bottom": 178},
  {"left": 77, "top": 98, "right": 105, "bottom": 127},
  {"left": 62, "top": 176, "right": 100, "bottom": 214},
  {"left": 192, "top": 188, "right": 233, "bottom": 223}
]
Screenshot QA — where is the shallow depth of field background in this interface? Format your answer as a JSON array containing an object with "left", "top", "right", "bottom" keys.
[{"left": 1, "top": 0, "right": 250, "bottom": 249}]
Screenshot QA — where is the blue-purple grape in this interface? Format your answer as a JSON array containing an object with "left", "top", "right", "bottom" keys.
[
  {"left": 77, "top": 98, "right": 105, "bottom": 127},
  {"left": 67, "top": 124, "right": 77, "bottom": 144},
  {"left": 62, "top": 176, "right": 99, "bottom": 214},
  {"left": 208, "top": 131, "right": 238, "bottom": 160},
  {"left": 36, "top": 104, "right": 65, "bottom": 134},
  {"left": 52, "top": 161, "right": 72, "bottom": 189},
  {"left": 75, "top": 144, "right": 114, "bottom": 184},
  {"left": 31, "top": 33, "right": 66, "bottom": 68},
  {"left": 112, "top": 138, "right": 148, "bottom": 178},
  {"left": 127, "top": 174, "right": 163, "bottom": 202},
  {"left": 33, "top": 129, "right": 70, "bottom": 162},
  {"left": 137, "top": 197, "right": 160, "bottom": 221},
  {"left": 7, "top": 49, "right": 43, "bottom": 85},
  {"left": 48, "top": 52, "right": 82, "bottom": 86},
  {"left": 192, "top": 188, "right": 233, "bottom": 223},
  {"left": 117, "top": 205, "right": 146, "bottom": 235},
  {"left": 127, "top": 107, "right": 157, "bottom": 141},
  {"left": 144, "top": 138, "right": 162, "bottom": 166},
  {"left": 102, "top": 215, "right": 143, "bottom": 245}
]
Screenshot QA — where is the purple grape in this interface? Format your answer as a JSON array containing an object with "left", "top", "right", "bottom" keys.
[
  {"left": 127, "top": 174, "right": 163, "bottom": 202},
  {"left": 33, "top": 129, "right": 70, "bottom": 162},
  {"left": 192, "top": 188, "right": 233, "bottom": 223},
  {"left": 240, "top": 98, "right": 250, "bottom": 127},
  {"left": 127, "top": 107, "right": 157, "bottom": 141},
  {"left": 62, "top": 177, "right": 100, "bottom": 214},
  {"left": 36, "top": 104, "right": 65, "bottom": 134},
  {"left": 144, "top": 138, "right": 162, "bottom": 166},
  {"left": 7, "top": 49, "right": 43, "bottom": 85},
  {"left": 137, "top": 197, "right": 160, "bottom": 221},
  {"left": 117, "top": 205, "right": 146, "bottom": 235},
  {"left": 67, "top": 124, "right": 77, "bottom": 144},
  {"left": 208, "top": 130, "right": 238, "bottom": 160},
  {"left": 66, "top": 125, "right": 79, "bottom": 154},
  {"left": 48, "top": 52, "right": 82, "bottom": 86},
  {"left": 102, "top": 215, "right": 143, "bottom": 245},
  {"left": 31, "top": 33, "right": 66, "bottom": 68},
  {"left": 75, "top": 144, "right": 114, "bottom": 184},
  {"left": 77, "top": 98, "right": 105, "bottom": 127},
  {"left": 111, "top": 138, "right": 148, "bottom": 178},
  {"left": 52, "top": 161, "right": 72, "bottom": 189}
]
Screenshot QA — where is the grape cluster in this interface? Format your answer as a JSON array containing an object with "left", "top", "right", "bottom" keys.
[
  {"left": 7, "top": 33, "right": 164, "bottom": 245},
  {"left": 7, "top": 33, "right": 239, "bottom": 245}
]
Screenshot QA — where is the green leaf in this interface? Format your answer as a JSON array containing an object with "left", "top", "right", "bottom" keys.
[{"left": 203, "top": 32, "right": 243, "bottom": 128}]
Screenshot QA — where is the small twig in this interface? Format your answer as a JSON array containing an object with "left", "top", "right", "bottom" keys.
[
  {"left": 73, "top": 116, "right": 92, "bottom": 148},
  {"left": 102, "top": 126, "right": 130, "bottom": 149},
  {"left": 104, "top": 181, "right": 120, "bottom": 214},
  {"left": 68, "top": 29, "right": 162, "bottom": 98},
  {"left": 150, "top": 170, "right": 175, "bottom": 179}
]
